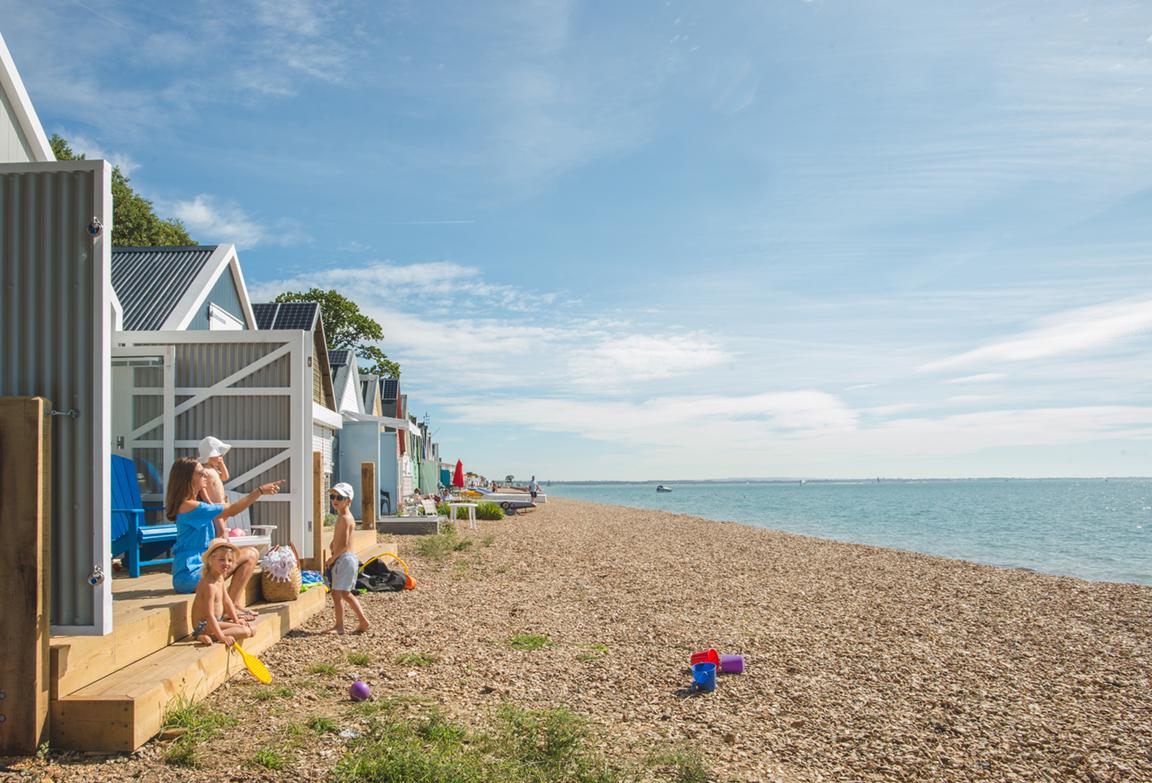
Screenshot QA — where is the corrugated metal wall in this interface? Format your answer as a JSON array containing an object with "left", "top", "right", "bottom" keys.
[
  {"left": 0, "top": 161, "right": 111, "bottom": 631},
  {"left": 120, "top": 335, "right": 300, "bottom": 546}
]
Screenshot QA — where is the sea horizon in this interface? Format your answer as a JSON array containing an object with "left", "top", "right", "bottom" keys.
[{"left": 545, "top": 478, "right": 1152, "bottom": 586}]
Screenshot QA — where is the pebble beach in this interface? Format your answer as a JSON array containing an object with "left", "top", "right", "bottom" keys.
[{"left": 13, "top": 497, "right": 1152, "bottom": 782}]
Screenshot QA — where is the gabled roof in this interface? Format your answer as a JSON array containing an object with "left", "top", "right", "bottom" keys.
[
  {"left": 329, "top": 349, "right": 363, "bottom": 415},
  {"left": 0, "top": 33, "right": 53, "bottom": 162},
  {"left": 253, "top": 302, "right": 321, "bottom": 331},
  {"left": 360, "top": 374, "right": 380, "bottom": 413},
  {"left": 111, "top": 244, "right": 256, "bottom": 331}
]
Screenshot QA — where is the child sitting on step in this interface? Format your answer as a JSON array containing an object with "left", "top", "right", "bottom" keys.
[
  {"left": 191, "top": 538, "right": 255, "bottom": 646},
  {"left": 323, "top": 483, "right": 370, "bottom": 635}
]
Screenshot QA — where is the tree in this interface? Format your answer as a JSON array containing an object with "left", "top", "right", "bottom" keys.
[
  {"left": 50, "top": 134, "right": 195, "bottom": 247},
  {"left": 273, "top": 288, "right": 400, "bottom": 378}
]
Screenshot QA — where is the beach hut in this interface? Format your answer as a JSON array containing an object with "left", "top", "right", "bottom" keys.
[
  {"left": 1, "top": 31, "right": 115, "bottom": 646},
  {"left": 0, "top": 33, "right": 116, "bottom": 754},
  {"left": 109, "top": 270, "right": 342, "bottom": 555}
]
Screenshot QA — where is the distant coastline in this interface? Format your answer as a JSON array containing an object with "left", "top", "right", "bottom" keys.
[{"left": 546, "top": 476, "right": 1152, "bottom": 484}]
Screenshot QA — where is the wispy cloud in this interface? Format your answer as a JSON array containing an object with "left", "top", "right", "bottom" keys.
[
  {"left": 164, "top": 195, "right": 309, "bottom": 249},
  {"left": 944, "top": 373, "right": 1005, "bottom": 384},
  {"left": 566, "top": 334, "right": 730, "bottom": 386},
  {"left": 921, "top": 298, "right": 1152, "bottom": 372},
  {"left": 432, "top": 389, "right": 857, "bottom": 447},
  {"left": 58, "top": 132, "right": 139, "bottom": 176}
]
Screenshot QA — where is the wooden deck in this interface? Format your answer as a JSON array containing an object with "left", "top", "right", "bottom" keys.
[{"left": 49, "top": 530, "right": 392, "bottom": 752}]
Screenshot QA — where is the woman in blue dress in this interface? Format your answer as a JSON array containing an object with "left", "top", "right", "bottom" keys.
[{"left": 164, "top": 457, "right": 282, "bottom": 607}]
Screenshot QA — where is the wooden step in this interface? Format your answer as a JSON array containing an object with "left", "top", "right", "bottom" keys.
[
  {"left": 50, "top": 585, "right": 325, "bottom": 752},
  {"left": 51, "top": 535, "right": 391, "bottom": 699}
]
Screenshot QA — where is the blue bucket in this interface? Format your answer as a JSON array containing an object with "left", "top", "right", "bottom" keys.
[{"left": 691, "top": 662, "right": 717, "bottom": 692}]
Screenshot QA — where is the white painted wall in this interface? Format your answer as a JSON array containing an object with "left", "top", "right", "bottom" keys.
[{"left": 0, "top": 85, "right": 34, "bottom": 162}]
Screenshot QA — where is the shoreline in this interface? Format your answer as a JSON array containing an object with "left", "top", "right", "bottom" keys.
[{"left": 16, "top": 497, "right": 1152, "bottom": 781}]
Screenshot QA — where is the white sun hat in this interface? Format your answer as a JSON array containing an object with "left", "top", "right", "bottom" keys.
[
  {"left": 331, "top": 482, "right": 355, "bottom": 500},
  {"left": 198, "top": 435, "right": 232, "bottom": 462}
]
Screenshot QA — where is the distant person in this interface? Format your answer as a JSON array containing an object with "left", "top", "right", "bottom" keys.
[
  {"left": 528, "top": 475, "right": 540, "bottom": 501},
  {"left": 324, "top": 483, "right": 370, "bottom": 635},
  {"left": 165, "top": 457, "right": 281, "bottom": 618},
  {"left": 190, "top": 538, "right": 254, "bottom": 647}
]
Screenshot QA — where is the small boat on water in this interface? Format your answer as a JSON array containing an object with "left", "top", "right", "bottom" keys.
[{"left": 656, "top": 484, "right": 673, "bottom": 493}]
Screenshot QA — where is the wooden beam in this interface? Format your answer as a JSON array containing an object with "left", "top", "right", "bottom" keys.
[
  {"left": 360, "top": 461, "right": 376, "bottom": 531},
  {"left": 310, "top": 451, "right": 325, "bottom": 570},
  {"left": 0, "top": 397, "right": 51, "bottom": 754}
]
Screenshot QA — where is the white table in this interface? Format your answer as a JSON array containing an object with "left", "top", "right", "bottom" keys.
[
  {"left": 226, "top": 525, "right": 275, "bottom": 552},
  {"left": 447, "top": 502, "right": 478, "bottom": 530}
]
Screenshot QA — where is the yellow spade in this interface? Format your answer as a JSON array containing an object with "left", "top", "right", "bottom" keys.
[{"left": 232, "top": 642, "right": 272, "bottom": 683}]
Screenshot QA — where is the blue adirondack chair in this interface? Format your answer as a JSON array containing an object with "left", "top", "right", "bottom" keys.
[{"left": 111, "top": 454, "right": 178, "bottom": 577}]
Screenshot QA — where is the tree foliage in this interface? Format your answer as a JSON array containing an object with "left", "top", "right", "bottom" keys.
[
  {"left": 50, "top": 134, "right": 195, "bottom": 247},
  {"left": 273, "top": 288, "right": 400, "bottom": 378}
]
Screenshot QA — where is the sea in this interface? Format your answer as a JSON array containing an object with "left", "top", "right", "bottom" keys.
[{"left": 545, "top": 479, "right": 1152, "bottom": 586}]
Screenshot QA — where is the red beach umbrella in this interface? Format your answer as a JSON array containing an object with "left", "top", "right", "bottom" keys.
[{"left": 452, "top": 459, "right": 465, "bottom": 488}]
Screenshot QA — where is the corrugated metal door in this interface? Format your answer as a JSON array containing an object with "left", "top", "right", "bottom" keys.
[{"left": 0, "top": 161, "right": 113, "bottom": 634}]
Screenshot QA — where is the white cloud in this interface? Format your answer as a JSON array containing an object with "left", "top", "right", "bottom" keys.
[
  {"left": 167, "top": 195, "right": 268, "bottom": 249},
  {"left": 431, "top": 389, "right": 857, "bottom": 446},
  {"left": 921, "top": 297, "right": 1152, "bottom": 372},
  {"left": 62, "top": 133, "right": 139, "bottom": 177},
  {"left": 566, "top": 334, "right": 730, "bottom": 385},
  {"left": 944, "top": 373, "right": 1005, "bottom": 384}
]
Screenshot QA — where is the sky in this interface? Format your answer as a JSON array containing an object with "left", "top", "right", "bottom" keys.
[{"left": 4, "top": 0, "right": 1151, "bottom": 480}]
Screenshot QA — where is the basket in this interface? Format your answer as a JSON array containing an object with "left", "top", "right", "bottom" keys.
[{"left": 260, "top": 543, "right": 301, "bottom": 602}]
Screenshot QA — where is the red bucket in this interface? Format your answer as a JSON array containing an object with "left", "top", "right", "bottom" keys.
[{"left": 689, "top": 648, "right": 720, "bottom": 668}]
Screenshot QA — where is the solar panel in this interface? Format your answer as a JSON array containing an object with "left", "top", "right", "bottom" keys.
[
  {"left": 274, "top": 302, "right": 318, "bottom": 330},
  {"left": 251, "top": 302, "right": 318, "bottom": 331}
]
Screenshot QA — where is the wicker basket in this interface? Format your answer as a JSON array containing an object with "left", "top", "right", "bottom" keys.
[{"left": 260, "top": 543, "right": 301, "bottom": 602}]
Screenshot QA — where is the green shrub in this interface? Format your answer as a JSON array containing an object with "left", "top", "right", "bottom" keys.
[
  {"left": 435, "top": 502, "right": 504, "bottom": 520},
  {"left": 476, "top": 502, "right": 504, "bottom": 520}
]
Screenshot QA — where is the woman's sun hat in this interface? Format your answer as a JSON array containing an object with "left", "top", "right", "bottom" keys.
[
  {"left": 331, "top": 482, "right": 354, "bottom": 500},
  {"left": 198, "top": 435, "right": 232, "bottom": 462}
]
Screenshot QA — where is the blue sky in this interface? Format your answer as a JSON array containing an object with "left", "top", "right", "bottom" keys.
[{"left": 5, "top": 0, "right": 1151, "bottom": 479}]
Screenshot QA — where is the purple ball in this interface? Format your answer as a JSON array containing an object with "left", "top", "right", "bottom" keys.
[{"left": 349, "top": 681, "right": 371, "bottom": 702}]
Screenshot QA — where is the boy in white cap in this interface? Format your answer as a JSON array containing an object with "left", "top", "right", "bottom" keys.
[{"left": 324, "top": 482, "right": 369, "bottom": 634}]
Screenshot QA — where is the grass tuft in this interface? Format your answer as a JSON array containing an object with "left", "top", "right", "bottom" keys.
[
  {"left": 310, "top": 662, "right": 340, "bottom": 675},
  {"left": 308, "top": 715, "right": 339, "bottom": 733},
  {"left": 161, "top": 696, "right": 237, "bottom": 767},
  {"left": 577, "top": 643, "right": 610, "bottom": 663},
  {"left": 648, "top": 747, "right": 713, "bottom": 783},
  {"left": 347, "top": 651, "right": 373, "bottom": 666},
  {"left": 508, "top": 632, "right": 551, "bottom": 651},
  {"left": 394, "top": 651, "right": 438, "bottom": 667},
  {"left": 252, "top": 747, "right": 290, "bottom": 770},
  {"left": 413, "top": 529, "right": 473, "bottom": 560}
]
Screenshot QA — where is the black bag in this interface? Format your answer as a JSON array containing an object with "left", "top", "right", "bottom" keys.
[{"left": 356, "top": 557, "right": 408, "bottom": 592}]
